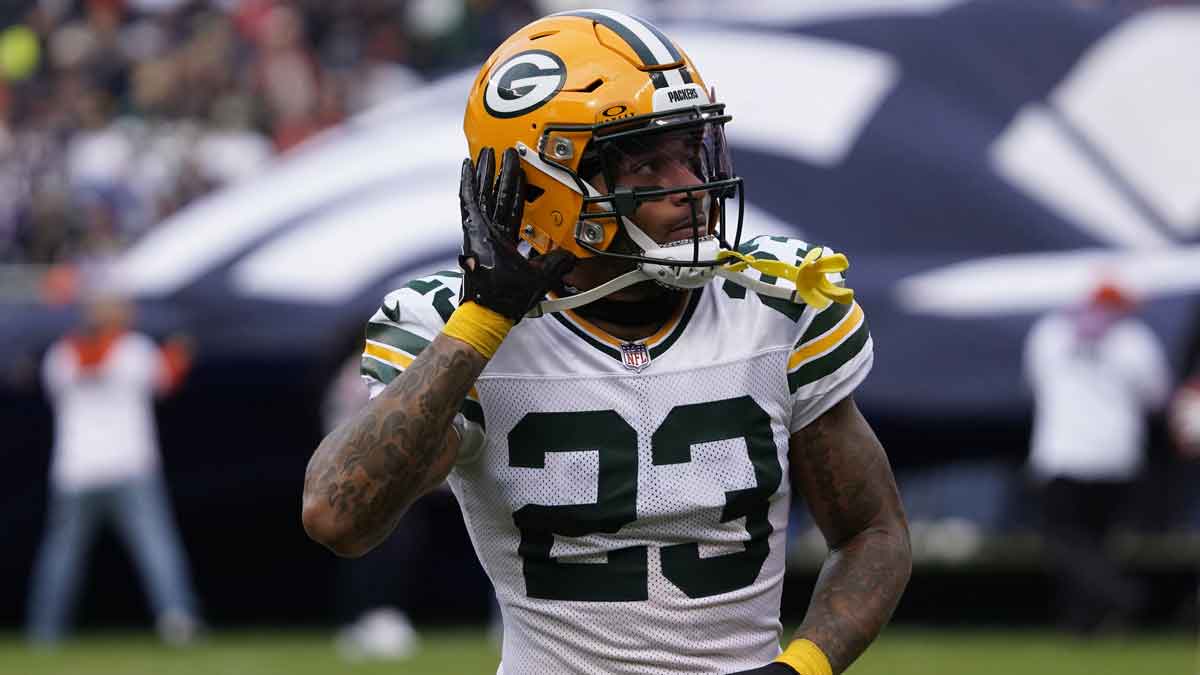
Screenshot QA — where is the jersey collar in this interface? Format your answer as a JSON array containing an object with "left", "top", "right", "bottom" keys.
[{"left": 548, "top": 287, "right": 703, "bottom": 365}]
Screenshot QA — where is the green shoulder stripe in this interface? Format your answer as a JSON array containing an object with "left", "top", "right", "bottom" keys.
[
  {"left": 788, "top": 319, "right": 870, "bottom": 393},
  {"left": 361, "top": 356, "right": 400, "bottom": 386},
  {"left": 797, "top": 301, "right": 852, "bottom": 346},
  {"left": 366, "top": 322, "right": 430, "bottom": 356}
]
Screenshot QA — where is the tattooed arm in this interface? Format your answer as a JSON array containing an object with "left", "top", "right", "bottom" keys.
[
  {"left": 301, "top": 334, "right": 486, "bottom": 557},
  {"left": 788, "top": 396, "right": 911, "bottom": 673}
]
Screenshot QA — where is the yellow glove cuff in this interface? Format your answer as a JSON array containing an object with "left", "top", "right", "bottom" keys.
[
  {"left": 442, "top": 301, "right": 514, "bottom": 359},
  {"left": 774, "top": 639, "right": 833, "bottom": 675}
]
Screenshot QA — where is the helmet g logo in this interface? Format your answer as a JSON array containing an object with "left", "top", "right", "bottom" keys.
[{"left": 483, "top": 50, "right": 566, "bottom": 119}]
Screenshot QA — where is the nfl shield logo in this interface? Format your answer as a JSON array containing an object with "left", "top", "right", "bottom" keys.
[{"left": 620, "top": 342, "right": 651, "bottom": 372}]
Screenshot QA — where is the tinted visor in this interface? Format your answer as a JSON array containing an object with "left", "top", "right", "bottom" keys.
[{"left": 584, "top": 119, "right": 734, "bottom": 200}]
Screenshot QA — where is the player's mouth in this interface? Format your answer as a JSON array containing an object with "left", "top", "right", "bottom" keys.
[{"left": 664, "top": 216, "right": 709, "bottom": 242}]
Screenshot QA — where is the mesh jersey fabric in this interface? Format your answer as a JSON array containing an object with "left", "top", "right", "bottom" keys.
[{"left": 361, "top": 236, "right": 874, "bottom": 674}]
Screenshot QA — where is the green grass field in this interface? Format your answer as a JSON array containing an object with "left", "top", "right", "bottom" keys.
[{"left": 0, "top": 628, "right": 1193, "bottom": 675}]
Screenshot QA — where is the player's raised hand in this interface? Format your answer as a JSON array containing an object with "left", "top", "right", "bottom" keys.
[{"left": 458, "top": 147, "right": 575, "bottom": 322}]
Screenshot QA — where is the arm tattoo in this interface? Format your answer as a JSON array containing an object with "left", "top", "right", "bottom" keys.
[
  {"left": 789, "top": 397, "right": 912, "bottom": 673},
  {"left": 302, "top": 334, "right": 486, "bottom": 554}
]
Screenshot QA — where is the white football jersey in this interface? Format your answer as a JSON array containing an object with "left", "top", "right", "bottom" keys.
[{"left": 361, "top": 236, "right": 873, "bottom": 675}]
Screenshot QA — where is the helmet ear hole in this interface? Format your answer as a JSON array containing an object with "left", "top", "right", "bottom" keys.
[{"left": 577, "top": 144, "right": 603, "bottom": 184}]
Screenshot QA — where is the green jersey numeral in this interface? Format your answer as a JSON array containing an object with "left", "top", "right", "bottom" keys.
[
  {"left": 507, "top": 396, "right": 781, "bottom": 601},
  {"left": 653, "top": 396, "right": 781, "bottom": 598},
  {"left": 510, "top": 410, "right": 646, "bottom": 601}
]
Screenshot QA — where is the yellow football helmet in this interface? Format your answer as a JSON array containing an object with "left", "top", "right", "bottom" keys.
[{"left": 462, "top": 9, "right": 742, "bottom": 293}]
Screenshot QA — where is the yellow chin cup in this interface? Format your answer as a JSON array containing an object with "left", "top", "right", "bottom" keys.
[{"left": 717, "top": 246, "right": 854, "bottom": 311}]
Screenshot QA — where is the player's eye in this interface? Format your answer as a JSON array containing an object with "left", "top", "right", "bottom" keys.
[
  {"left": 617, "top": 153, "right": 656, "bottom": 176},
  {"left": 631, "top": 159, "right": 657, "bottom": 175}
]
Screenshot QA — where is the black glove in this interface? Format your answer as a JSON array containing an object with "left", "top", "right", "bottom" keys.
[
  {"left": 725, "top": 664, "right": 798, "bottom": 675},
  {"left": 458, "top": 147, "right": 575, "bottom": 322}
]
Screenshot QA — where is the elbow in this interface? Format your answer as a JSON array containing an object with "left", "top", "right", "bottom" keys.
[
  {"left": 301, "top": 497, "right": 371, "bottom": 559},
  {"left": 892, "top": 516, "right": 914, "bottom": 586},
  {"left": 899, "top": 538, "right": 913, "bottom": 586},
  {"left": 861, "top": 514, "right": 913, "bottom": 586}
]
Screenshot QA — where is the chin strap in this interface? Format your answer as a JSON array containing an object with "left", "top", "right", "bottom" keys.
[
  {"left": 526, "top": 247, "right": 854, "bottom": 317},
  {"left": 525, "top": 270, "right": 648, "bottom": 317},
  {"left": 714, "top": 246, "right": 854, "bottom": 310}
]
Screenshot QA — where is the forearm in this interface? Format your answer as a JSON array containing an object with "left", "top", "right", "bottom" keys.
[
  {"left": 792, "top": 521, "right": 911, "bottom": 673},
  {"left": 302, "top": 333, "right": 486, "bottom": 556},
  {"left": 787, "top": 397, "right": 911, "bottom": 674}
]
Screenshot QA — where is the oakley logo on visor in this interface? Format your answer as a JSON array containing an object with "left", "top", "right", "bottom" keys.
[{"left": 484, "top": 50, "right": 567, "bottom": 119}]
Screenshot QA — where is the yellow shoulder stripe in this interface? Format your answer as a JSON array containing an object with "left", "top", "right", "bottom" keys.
[
  {"left": 365, "top": 341, "right": 413, "bottom": 369},
  {"left": 788, "top": 302, "right": 864, "bottom": 371},
  {"left": 363, "top": 341, "right": 479, "bottom": 400}
]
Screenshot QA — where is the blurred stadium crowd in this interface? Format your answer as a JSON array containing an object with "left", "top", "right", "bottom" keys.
[
  {"left": 0, "top": 0, "right": 549, "bottom": 270},
  {"left": 0, "top": 0, "right": 1182, "bottom": 271}
]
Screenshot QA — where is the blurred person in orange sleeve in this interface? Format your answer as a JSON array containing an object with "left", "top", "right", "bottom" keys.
[
  {"left": 27, "top": 293, "right": 201, "bottom": 646},
  {"left": 249, "top": 3, "right": 325, "bottom": 152},
  {"left": 1024, "top": 280, "right": 1169, "bottom": 633}
]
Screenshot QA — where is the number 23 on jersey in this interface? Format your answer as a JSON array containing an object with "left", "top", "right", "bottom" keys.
[{"left": 509, "top": 395, "right": 782, "bottom": 601}]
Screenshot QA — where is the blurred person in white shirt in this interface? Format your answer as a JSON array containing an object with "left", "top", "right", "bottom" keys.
[
  {"left": 1024, "top": 280, "right": 1170, "bottom": 633},
  {"left": 28, "top": 293, "right": 201, "bottom": 646}
]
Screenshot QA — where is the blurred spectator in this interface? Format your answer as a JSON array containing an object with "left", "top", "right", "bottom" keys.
[
  {"left": 1023, "top": 281, "right": 1170, "bottom": 633},
  {"left": 0, "top": 0, "right": 539, "bottom": 271},
  {"left": 249, "top": 3, "right": 325, "bottom": 151},
  {"left": 28, "top": 293, "right": 201, "bottom": 646},
  {"left": 345, "top": 20, "right": 422, "bottom": 114}
]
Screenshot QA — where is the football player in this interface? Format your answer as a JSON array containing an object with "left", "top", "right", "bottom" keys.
[{"left": 303, "top": 10, "right": 910, "bottom": 675}]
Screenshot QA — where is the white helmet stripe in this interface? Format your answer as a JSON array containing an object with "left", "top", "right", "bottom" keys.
[
  {"left": 597, "top": 11, "right": 671, "bottom": 60},
  {"left": 555, "top": 9, "right": 688, "bottom": 89},
  {"left": 588, "top": 9, "right": 686, "bottom": 88}
]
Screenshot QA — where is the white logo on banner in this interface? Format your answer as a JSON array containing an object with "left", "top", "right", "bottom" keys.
[{"left": 899, "top": 8, "right": 1200, "bottom": 315}]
